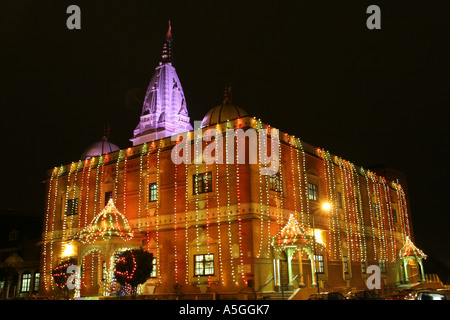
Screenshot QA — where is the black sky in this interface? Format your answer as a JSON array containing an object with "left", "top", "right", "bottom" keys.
[{"left": 1, "top": 1, "right": 449, "bottom": 265}]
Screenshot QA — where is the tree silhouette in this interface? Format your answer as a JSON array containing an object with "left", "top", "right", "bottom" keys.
[{"left": 114, "top": 249, "right": 153, "bottom": 295}]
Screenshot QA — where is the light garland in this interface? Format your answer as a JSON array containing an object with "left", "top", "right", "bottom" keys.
[
  {"left": 215, "top": 124, "right": 224, "bottom": 285},
  {"left": 236, "top": 129, "right": 245, "bottom": 284},
  {"left": 173, "top": 142, "right": 179, "bottom": 283},
  {"left": 155, "top": 143, "right": 161, "bottom": 280},
  {"left": 225, "top": 125, "right": 236, "bottom": 285},
  {"left": 256, "top": 119, "right": 266, "bottom": 259},
  {"left": 184, "top": 136, "right": 190, "bottom": 285},
  {"left": 114, "top": 150, "right": 123, "bottom": 203},
  {"left": 42, "top": 167, "right": 59, "bottom": 291}
]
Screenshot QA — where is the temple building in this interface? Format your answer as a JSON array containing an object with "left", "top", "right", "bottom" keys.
[{"left": 38, "top": 23, "right": 426, "bottom": 299}]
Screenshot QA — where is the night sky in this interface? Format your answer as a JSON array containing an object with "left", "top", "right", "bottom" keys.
[{"left": 2, "top": 1, "right": 449, "bottom": 267}]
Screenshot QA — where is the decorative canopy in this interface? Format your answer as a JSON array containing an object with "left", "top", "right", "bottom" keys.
[
  {"left": 79, "top": 198, "right": 134, "bottom": 243},
  {"left": 272, "top": 213, "right": 308, "bottom": 246},
  {"left": 399, "top": 236, "right": 427, "bottom": 259}
]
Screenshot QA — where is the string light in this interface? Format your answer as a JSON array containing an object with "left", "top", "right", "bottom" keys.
[
  {"left": 236, "top": 126, "right": 245, "bottom": 283},
  {"left": 173, "top": 141, "right": 179, "bottom": 283},
  {"left": 155, "top": 142, "right": 161, "bottom": 281},
  {"left": 184, "top": 135, "right": 190, "bottom": 285},
  {"left": 225, "top": 125, "right": 236, "bottom": 285},
  {"left": 114, "top": 150, "right": 123, "bottom": 203},
  {"left": 42, "top": 167, "right": 59, "bottom": 291},
  {"left": 215, "top": 124, "right": 224, "bottom": 285}
]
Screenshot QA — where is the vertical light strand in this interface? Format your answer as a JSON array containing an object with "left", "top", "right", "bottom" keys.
[
  {"left": 235, "top": 130, "right": 245, "bottom": 284},
  {"left": 382, "top": 180, "right": 397, "bottom": 262},
  {"left": 62, "top": 163, "right": 74, "bottom": 242},
  {"left": 146, "top": 145, "right": 152, "bottom": 252},
  {"left": 184, "top": 136, "right": 190, "bottom": 285},
  {"left": 364, "top": 171, "right": 378, "bottom": 260},
  {"left": 138, "top": 144, "right": 147, "bottom": 228},
  {"left": 374, "top": 177, "right": 388, "bottom": 260},
  {"left": 83, "top": 158, "right": 93, "bottom": 231},
  {"left": 42, "top": 167, "right": 57, "bottom": 290},
  {"left": 225, "top": 125, "right": 236, "bottom": 284},
  {"left": 174, "top": 146, "right": 179, "bottom": 283},
  {"left": 155, "top": 143, "right": 161, "bottom": 281},
  {"left": 353, "top": 167, "right": 368, "bottom": 262},
  {"left": 256, "top": 120, "right": 265, "bottom": 258},
  {"left": 340, "top": 159, "right": 356, "bottom": 261},
  {"left": 298, "top": 138, "right": 311, "bottom": 230},
  {"left": 324, "top": 152, "right": 340, "bottom": 260},
  {"left": 49, "top": 166, "right": 64, "bottom": 290},
  {"left": 114, "top": 150, "right": 123, "bottom": 203},
  {"left": 215, "top": 124, "right": 224, "bottom": 284},
  {"left": 123, "top": 148, "right": 130, "bottom": 216},
  {"left": 69, "top": 161, "right": 82, "bottom": 239}
]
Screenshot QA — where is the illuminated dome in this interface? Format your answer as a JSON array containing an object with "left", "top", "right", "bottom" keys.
[
  {"left": 79, "top": 198, "right": 133, "bottom": 243},
  {"left": 81, "top": 136, "right": 120, "bottom": 159},
  {"left": 5, "top": 253, "right": 23, "bottom": 267},
  {"left": 201, "top": 84, "right": 248, "bottom": 127}
]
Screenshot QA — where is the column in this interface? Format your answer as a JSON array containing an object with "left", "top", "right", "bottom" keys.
[{"left": 297, "top": 247, "right": 305, "bottom": 287}]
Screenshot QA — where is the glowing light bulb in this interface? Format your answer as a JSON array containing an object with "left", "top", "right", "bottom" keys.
[{"left": 322, "top": 202, "right": 331, "bottom": 211}]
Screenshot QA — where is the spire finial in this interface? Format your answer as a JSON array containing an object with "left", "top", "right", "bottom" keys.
[
  {"left": 161, "top": 20, "right": 173, "bottom": 63},
  {"left": 166, "top": 20, "right": 172, "bottom": 40},
  {"left": 223, "top": 83, "right": 232, "bottom": 104}
]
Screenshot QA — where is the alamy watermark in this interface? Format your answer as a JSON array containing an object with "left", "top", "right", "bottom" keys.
[{"left": 171, "top": 121, "right": 280, "bottom": 175}]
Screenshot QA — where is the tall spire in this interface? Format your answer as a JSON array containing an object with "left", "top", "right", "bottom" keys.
[
  {"left": 131, "top": 21, "right": 192, "bottom": 146},
  {"left": 161, "top": 20, "right": 173, "bottom": 63}
]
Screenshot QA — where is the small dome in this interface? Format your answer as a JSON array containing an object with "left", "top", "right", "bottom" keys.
[
  {"left": 201, "top": 84, "right": 248, "bottom": 127},
  {"left": 5, "top": 253, "right": 23, "bottom": 267},
  {"left": 201, "top": 103, "right": 248, "bottom": 127},
  {"left": 81, "top": 136, "right": 120, "bottom": 159}
]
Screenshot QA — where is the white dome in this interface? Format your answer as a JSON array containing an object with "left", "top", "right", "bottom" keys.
[{"left": 81, "top": 136, "right": 120, "bottom": 159}]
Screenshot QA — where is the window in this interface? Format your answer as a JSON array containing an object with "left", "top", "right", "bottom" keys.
[
  {"left": 150, "top": 258, "right": 157, "bottom": 278},
  {"left": 379, "top": 259, "right": 387, "bottom": 273},
  {"left": 194, "top": 254, "right": 214, "bottom": 276},
  {"left": 21, "top": 272, "right": 31, "bottom": 292},
  {"left": 343, "top": 256, "right": 349, "bottom": 274},
  {"left": 337, "top": 192, "right": 343, "bottom": 208},
  {"left": 8, "top": 229, "right": 19, "bottom": 241},
  {"left": 104, "top": 191, "right": 112, "bottom": 205},
  {"left": 372, "top": 203, "right": 380, "bottom": 217},
  {"left": 193, "top": 172, "right": 212, "bottom": 195},
  {"left": 314, "top": 254, "right": 324, "bottom": 274},
  {"left": 66, "top": 198, "right": 79, "bottom": 216},
  {"left": 102, "top": 261, "right": 107, "bottom": 281},
  {"left": 392, "top": 209, "right": 398, "bottom": 223},
  {"left": 308, "top": 183, "right": 318, "bottom": 201},
  {"left": 33, "top": 272, "right": 40, "bottom": 292},
  {"left": 149, "top": 183, "right": 158, "bottom": 202},
  {"left": 269, "top": 173, "right": 283, "bottom": 192},
  {"left": 361, "top": 261, "right": 367, "bottom": 274}
]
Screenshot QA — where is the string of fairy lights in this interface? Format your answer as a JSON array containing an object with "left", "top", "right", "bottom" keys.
[{"left": 41, "top": 118, "right": 415, "bottom": 295}]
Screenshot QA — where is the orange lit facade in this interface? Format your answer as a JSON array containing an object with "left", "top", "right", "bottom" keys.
[{"left": 38, "top": 116, "right": 425, "bottom": 298}]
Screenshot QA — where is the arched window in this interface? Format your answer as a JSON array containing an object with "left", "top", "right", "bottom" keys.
[{"left": 21, "top": 272, "right": 31, "bottom": 293}]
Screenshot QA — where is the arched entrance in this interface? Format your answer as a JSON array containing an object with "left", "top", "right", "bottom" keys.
[{"left": 80, "top": 249, "right": 106, "bottom": 297}]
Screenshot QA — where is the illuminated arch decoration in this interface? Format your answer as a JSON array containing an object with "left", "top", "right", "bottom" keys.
[
  {"left": 78, "top": 198, "right": 134, "bottom": 244},
  {"left": 399, "top": 236, "right": 427, "bottom": 283},
  {"left": 272, "top": 213, "right": 308, "bottom": 247}
]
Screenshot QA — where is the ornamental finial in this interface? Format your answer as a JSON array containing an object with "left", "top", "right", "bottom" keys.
[{"left": 223, "top": 83, "right": 232, "bottom": 104}]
